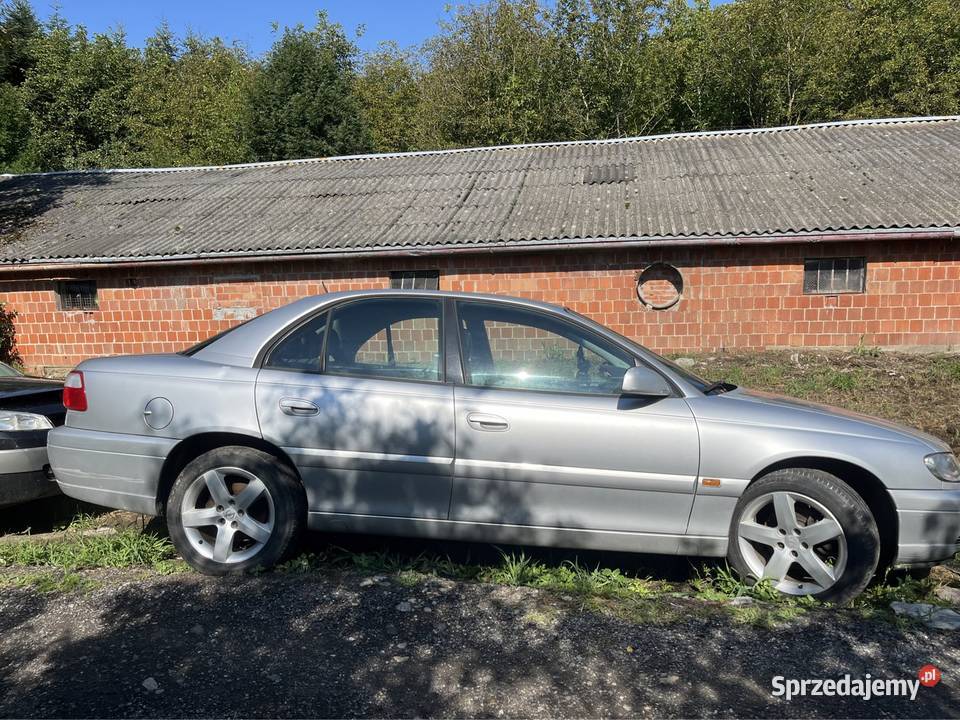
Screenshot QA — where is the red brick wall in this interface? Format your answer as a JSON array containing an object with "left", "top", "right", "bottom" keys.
[{"left": 0, "top": 238, "right": 958, "bottom": 375}]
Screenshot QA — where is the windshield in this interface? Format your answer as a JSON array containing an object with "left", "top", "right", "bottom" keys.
[{"left": 0, "top": 362, "right": 23, "bottom": 377}]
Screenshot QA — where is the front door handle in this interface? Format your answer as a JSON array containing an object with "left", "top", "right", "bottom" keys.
[
  {"left": 279, "top": 398, "right": 320, "bottom": 417},
  {"left": 466, "top": 412, "right": 509, "bottom": 432}
]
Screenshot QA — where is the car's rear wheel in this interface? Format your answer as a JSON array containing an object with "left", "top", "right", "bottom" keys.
[
  {"left": 167, "top": 446, "right": 306, "bottom": 574},
  {"left": 727, "top": 468, "right": 880, "bottom": 604}
]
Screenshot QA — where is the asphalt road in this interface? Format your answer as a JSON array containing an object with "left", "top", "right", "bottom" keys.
[{"left": 0, "top": 568, "right": 956, "bottom": 718}]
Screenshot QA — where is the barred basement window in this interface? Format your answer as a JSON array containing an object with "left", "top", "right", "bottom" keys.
[
  {"left": 57, "top": 280, "right": 98, "bottom": 310},
  {"left": 803, "top": 258, "right": 866, "bottom": 295},
  {"left": 390, "top": 270, "right": 439, "bottom": 290}
]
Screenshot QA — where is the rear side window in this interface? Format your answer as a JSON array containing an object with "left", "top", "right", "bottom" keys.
[
  {"left": 327, "top": 298, "right": 443, "bottom": 382},
  {"left": 264, "top": 312, "right": 329, "bottom": 373}
]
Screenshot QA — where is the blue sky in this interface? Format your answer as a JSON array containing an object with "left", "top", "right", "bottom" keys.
[{"left": 35, "top": 1, "right": 465, "bottom": 56}]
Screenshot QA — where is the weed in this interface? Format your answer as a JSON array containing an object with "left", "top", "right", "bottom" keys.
[
  {"left": 0, "top": 529, "right": 175, "bottom": 571},
  {"left": 0, "top": 570, "right": 99, "bottom": 594}
]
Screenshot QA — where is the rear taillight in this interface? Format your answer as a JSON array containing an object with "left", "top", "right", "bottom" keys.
[{"left": 63, "top": 371, "right": 87, "bottom": 412}]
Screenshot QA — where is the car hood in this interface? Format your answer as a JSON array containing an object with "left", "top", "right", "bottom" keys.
[
  {"left": 0, "top": 375, "right": 62, "bottom": 399},
  {"left": 701, "top": 387, "right": 952, "bottom": 453}
]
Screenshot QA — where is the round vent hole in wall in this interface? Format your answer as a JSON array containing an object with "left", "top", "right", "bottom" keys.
[{"left": 636, "top": 262, "right": 684, "bottom": 310}]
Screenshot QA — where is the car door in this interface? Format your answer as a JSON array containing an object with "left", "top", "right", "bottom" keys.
[
  {"left": 255, "top": 296, "right": 454, "bottom": 520},
  {"left": 450, "top": 300, "right": 699, "bottom": 536}
]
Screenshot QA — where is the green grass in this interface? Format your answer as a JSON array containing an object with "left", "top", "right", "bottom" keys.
[
  {"left": 0, "top": 528, "right": 175, "bottom": 571},
  {"left": 0, "top": 524, "right": 956, "bottom": 629},
  {"left": 0, "top": 570, "right": 100, "bottom": 594}
]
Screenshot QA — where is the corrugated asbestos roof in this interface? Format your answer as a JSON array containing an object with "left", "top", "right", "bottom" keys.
[{"left": 0, "top": 116, "right": 958, "bottom": 265}]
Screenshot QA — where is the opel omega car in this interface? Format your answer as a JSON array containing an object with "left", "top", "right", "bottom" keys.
[{"left": 46, "top": 290, "right": 960, "bottom": 602}]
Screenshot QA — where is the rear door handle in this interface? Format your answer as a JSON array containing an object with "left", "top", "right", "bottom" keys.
[
  {"left": 466, "top": 412, "right": 509, "bottom": 431},
  {"left": 279, "top": 398, "right": 320, "bottom": 416}
]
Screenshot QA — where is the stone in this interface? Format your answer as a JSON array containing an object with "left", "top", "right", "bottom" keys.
[
  {"left": 396, "top": 601, "right": 414, "bottom": 613},
  {"left": 728, "top": 596, "right": 754, "bottom": 606},
  {"left": 933, "top": 586, "right": 960, "bottom": 606},
  {"left": 674, "top": 357, "right": 696, "bottom": 368},
  {"left": 189, "top": 625, "right": 204, "bottom": 636},
  {"left": 890, "top": 601, "right": 960, "bottom": 630},
  {"left": 142, "top": 677, "right": 159, "bottom": 692}
]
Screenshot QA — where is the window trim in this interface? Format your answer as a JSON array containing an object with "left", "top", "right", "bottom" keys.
[
  {"left": 453, "top": 299, "right": 656, "bottom": 399},
  {"left": 56, "top": 279, "right": 98, "bottom": 311},
  {"left": 803, "top": 257, "right": 866, "bottom": 295}
]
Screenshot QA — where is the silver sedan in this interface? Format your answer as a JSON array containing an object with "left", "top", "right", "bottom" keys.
[{"left": 47, "top": 290, "right": 960, "bottom": 602}]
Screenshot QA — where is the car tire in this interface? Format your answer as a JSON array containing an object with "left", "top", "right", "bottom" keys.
[
  {"left": 727, "top": 468, "right": 880, "bottom": 604},
  {"left": 167, "top": 446, "right": 306, "bottom": 575}
]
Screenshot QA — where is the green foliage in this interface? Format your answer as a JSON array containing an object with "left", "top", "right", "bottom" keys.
[
  {"left": 246, "top": 13, "right": 369, "bottom": 161},
  {"left": 0, "top": 302, "right": 19, "bottom": 365},
  {"left": 0, "top": 569, "right": 99, "bottom": 593},
  {"left": 0, "top": 529, "right": 175, "bottom": 570},
  {"left": 126, "top": 26, "right": 255, "bottom": 167},
  {"left": 356, "top": 42, "right": 422, "bottom": 153},
  {"left": 692, "top": 562, "right": 785, "bottom": 603},
  {"left": 1, "top": 0, "right": 959, "bottom": 171},
  {"left": 0, "top": 0, "right": 39, "bottom": 85},
  {"left": 19, "top": 18, "right": 141, "bottom": 170},
  {"left": 0, "top": 82, "right": 28, "bottom": 169}
]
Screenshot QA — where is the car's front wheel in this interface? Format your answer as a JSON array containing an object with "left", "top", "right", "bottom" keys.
[
  {"left": 727, "top": 468, "right": 880, "bottom": 604},
  {"left": 167, "top": 446, "right": 306, "bottom": 574}
]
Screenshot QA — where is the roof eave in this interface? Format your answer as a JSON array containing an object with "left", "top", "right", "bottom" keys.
[{"left": 0, "top": 227, "right": 956, "bottom": 274}]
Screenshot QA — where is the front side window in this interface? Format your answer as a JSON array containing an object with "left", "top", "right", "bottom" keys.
[
  {"left": 327, "top": 298, "right": 442, "bottom": 382},
  {"left": 457, "top": 302, "right": 635, "bottom": 395},
  {"left": 264, "top": 312, "right": 328, "bottom": 372}
]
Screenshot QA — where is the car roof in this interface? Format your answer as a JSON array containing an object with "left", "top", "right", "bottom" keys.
[{"left": 192, "top": 289, "right": 574, "bottom": 367}]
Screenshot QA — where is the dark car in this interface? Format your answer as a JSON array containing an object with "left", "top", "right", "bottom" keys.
[{"left": 0, "top": 362, "right": 64, "bottom": 508}]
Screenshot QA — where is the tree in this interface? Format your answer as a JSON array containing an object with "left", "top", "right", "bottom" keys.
[
  {"left": 128, "top": 25, "right": 255, "bottom": 166},
  {"left": 416, "top": 0, "right": 581, "bottom": 148},
  {"left": 246, "top": 13, "right": 369, "bottom": 161},
  {"left": 19, "top": 16, "right": 141, "bottom": 170},
  {"left": 0, "top": 82, "right": 28, "bottom": 169},
  {"left": 0, "top": 0, "right": 39, "bottom": 85},
  {"left": 357, "top": 42, "right": 423, "bottom": 153},
  {"left": 0, "top": 0, "right": 39, "bottom": 170}
]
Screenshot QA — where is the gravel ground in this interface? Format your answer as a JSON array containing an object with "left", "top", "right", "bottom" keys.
[{"left": 0, "top": 568, "right": 956, "bottom": 718}]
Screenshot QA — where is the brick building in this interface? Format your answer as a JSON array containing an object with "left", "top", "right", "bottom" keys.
[{"left": 0, "top": 116, "right": 958, "bottom": 376}]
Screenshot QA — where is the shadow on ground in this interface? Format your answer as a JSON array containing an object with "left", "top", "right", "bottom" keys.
[{"left": 0, "top": 559, "right": 956, "bottom": 718}]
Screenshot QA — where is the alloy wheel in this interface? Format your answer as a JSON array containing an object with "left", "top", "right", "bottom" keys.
[
  {"left": 180, "top": 466, "right": 275, "bottom": 564},
  {"left": 736, "top": 490, "right": 847, "bottom": 595}
]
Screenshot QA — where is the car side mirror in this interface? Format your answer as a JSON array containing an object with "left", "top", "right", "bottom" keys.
[{"left": 620, "top": 365, "right": 672, "bottom": 398}]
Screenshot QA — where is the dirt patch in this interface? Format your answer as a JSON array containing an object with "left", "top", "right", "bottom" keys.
[{"left": 0, "top": 568, "right": 957, "bottom": 718}]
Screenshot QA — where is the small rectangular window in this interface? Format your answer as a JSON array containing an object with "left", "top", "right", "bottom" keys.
[
  {"left": 390, "top": 270, "right": 439, "bottom": 291},
  {"left": 57, "top": 280, "right": 98, "bottom": 310},
  {"left": 803, "top": 258, "right": 866, "bottom": 295}
]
